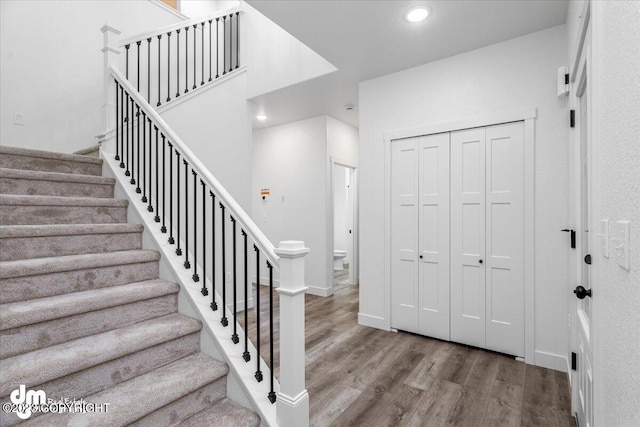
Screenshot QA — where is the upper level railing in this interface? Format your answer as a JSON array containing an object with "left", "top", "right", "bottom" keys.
[{"left": 118, "top": 7, "right": 242, "bottom": 108}]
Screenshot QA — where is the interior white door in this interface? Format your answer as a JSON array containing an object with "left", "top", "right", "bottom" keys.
[
  {"left": 391, "top": 138, "right": 420, "bottom": 332},
  {"left": 484, "top": 122, "right": 524, "bottom": 357},
  {"left": 574, "top": 65, "right": 594, "bottom": 427},
  {"left": 391, "top": 134, "right": 450, "bottom": 339},
  {"left": 450, "top": 128, "right": 487, "bottom": 349},
  {"left": 418, "top": 133, "right": 450, "bottom": 340}
]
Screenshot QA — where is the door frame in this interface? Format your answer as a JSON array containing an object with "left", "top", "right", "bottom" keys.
[
  {"left": 382, "top": 106, "right": 537, "bottom": 364},
  {"left": 328, "top": 156, "right": 359, "bottom": 293}
]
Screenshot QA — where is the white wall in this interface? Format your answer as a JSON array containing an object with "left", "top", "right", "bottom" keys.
[
  {"left": 0, "top": 0, "right": 184, "bottom": 154},
  {"left": 252, "top": 116, "right": 328, "bottom": 293},
  {"left": 333, "top": 166, "right": 348, "bottom": 252},
  {"left": 159, "top": 72, "right": 252, "bottom": 211},
  {"left": 242, "top": 3, "right": 337, "bottom": 100},
  {"left": 591, "top": 1, "right": 640, "bottom": 425},
  {"left": 359, "top": 25, "right": 569, "bottom": 369},
  {"left": 180, "top": 0, "right": 238, "bottom": 18}
]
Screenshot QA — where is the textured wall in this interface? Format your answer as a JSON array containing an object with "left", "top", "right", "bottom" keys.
[
  {"left": 593, "top": 1, "right": 640, "bottom": 425},
  {"left": 359, "top": 25, "right": 570, "bottom": 368}
]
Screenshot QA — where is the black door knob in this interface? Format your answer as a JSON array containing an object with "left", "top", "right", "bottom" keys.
[
  {"left": 584, "top": 254, "right": 592, "bottom": 265},
  {"left": 479, "top": 259, "right": 483, "bottom": 264},
  {"left": 419, "top": 255, "right": 423, "bottom": 259},
  {"left": 574, "top": 285, "right": 592, "bottom": 299}
]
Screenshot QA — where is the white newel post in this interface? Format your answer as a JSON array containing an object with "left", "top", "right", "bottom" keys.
[
  {"left": 100, "top": 24, "right": 121, "bottom": 153},
  {"left": 274, "top": 241, "right": 310, "bottom": 427}
]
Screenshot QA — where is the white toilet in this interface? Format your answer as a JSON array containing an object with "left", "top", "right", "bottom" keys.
[{"left": 333, "top": 250, "right": 347, "bottom": 271}]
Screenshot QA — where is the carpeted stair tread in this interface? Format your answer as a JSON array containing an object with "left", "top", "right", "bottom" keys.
[
  {"left": 0, "top": 249, "right": 159, "bottom": 280},
  {"left": 0, "top": 167, "right": 114, "bottom": 185},
  {"left": 178, "top": 398, "right": 261, "bottom": 427},
  {"left": 0, "top": 223, "right": 143, "bottom": 238},
  {"left": 0, "top": 279, "right": 179, "bottom": 331},
  {"left": 0, "top": 313, "right": 202, "bottom": 397},
  {"left": 26, "top": 353, "right": 228, "bottom": 427},
  {"left": 0, "top": 194, "right": 127, "bottom": 207},
  {"left": 0, "top": 146, "right": 103, "bottom": 165}
]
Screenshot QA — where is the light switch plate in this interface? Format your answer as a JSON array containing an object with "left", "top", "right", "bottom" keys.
[
  {"left": 599, "top": 219, "right": 609, "bottom": 258},
  {"left": 615, "top": 220, "right": 630, "bottom": 270}
]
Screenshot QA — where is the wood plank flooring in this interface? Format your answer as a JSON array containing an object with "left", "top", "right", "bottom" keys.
[{"left": 240, "top": 285, "right": 574, "bottom": 427}]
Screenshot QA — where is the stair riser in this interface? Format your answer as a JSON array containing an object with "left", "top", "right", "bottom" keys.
[
  {"left": 0, "top": 261, "right": 159, "bottom": 304},
  {"left": 1, "top": 294, "right": 178, "bottom": 359},
  {"left": 0, "top": 333, "right": 201, "bottom": 427},
  {"left": 0, "top": 231, "right": 142, "bottom": 261},
  {"left": 0, "top": 154, "right": 102, "bottom": 176},
  {"left": 0, "top": 204, "right": 127, "bottom": 225},
  {"left": 0, "top": 176, "right": 114, "bottom": 198},
  {"left": 130, "top": 378, "right": 226, "bottom": 427}
]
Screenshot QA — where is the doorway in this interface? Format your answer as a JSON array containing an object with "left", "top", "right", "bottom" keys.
[{"left": 330, "top": 158, "right": 358, "bottom": 292}]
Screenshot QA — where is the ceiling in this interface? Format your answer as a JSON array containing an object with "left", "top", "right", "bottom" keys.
[{"left": 247, "top": 0, "right": 569, "bottom": 130}]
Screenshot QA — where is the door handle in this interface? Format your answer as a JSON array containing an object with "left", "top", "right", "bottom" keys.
[
  {"left": 584, "top": 254, "right": 592, "bottom": 265},
  {"left": 478, "top": 259, "right": 483, "bottom": 264},
  {"left": 419, "top": 255, "right": 423, "bottom": 259},
  {"left": 574, "top": 285, "right": 592, "bottom": 299}
]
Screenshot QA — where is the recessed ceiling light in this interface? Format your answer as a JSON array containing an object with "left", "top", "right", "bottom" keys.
[
  {"left": 256, "top": 114, "right": 267, "bottom": 121},
  {"left": 405, "top": 6, "right": 430, "bottom": 23}
]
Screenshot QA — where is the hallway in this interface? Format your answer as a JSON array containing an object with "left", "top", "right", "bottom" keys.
[{"left": 244, "top": 285, "right": 573, "bottom": 426}]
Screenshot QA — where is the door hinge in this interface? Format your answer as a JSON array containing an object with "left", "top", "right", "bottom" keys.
[
  {"left": 571, "top": 352, "right": 577, "bottom": 370},
  {"left": 565, "top": 73, "right": 570, "bottom": 85},
  {"left": 570, "top": 110, "right": 576, "bottom": 128},
  {"left": 561, "top": 229, "right": 576, "bottom": 249}
]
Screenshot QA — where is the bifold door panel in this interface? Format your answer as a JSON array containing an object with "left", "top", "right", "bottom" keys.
[{"left": 391, "top": 122, "right": 525, "bottom": 358}]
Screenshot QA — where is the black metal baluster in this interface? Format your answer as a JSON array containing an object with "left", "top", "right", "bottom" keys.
[
  {"left": 242, "top": 230, "right": 250, "bottom": 362},
  {"left": 176, "top": 29, "right": 181, "bottom": 98},
  {"left": 184, "top": 26, "right": 189, "bottom": 94},
  {"left": 220, "top": 203, "right": 228, "bottom": 326},
  {"left": 216, "top": 18, "right": 220, "bottom": 78},
  {"left": 201, "top": 22, "right": 205, "bottom": 85},
  {"left": 254, "top": 246, "right": 263, "bottom": 382},
  {"left": 147, "top": 38, "right": 151, "bottom": 102},
  {"left": 223, "top": 15, "right": 227, "bottom": 75},
  {"left": 125, "top": 93, "right": 130, "bottom": 176},
  {"left": 125, "top": 44, "right": 130, "bottom": 79},
  {"left": 136, "top": 41, "right": 141, "bottom": 91},
  {"left": 168, "top": 142, "right": 174, "bottom": 243},
  {"left": 130, "top": 98, "right": 135, "bottom": 185},
  {"left": 236, "top": 12, "right": 240, "bottom": 69},
  {"left": 228, "top": 14, "right": 233, "bottom": 73},
  {"left": 267, "top": 261, "right": 276, "bottom": 403},
  {"left": 135, "top": 104, "right": 140, "bottom": 191},
  {"left": 157, "top": 35, "right": 162, "bottom": 107},
  {"left": 184, "top": 159, "right": 190, "bottom": 268},
  {"left": 154, "top": 126, "right": 160, "bottom": 222},
  {"left": 201, "top": 180, "right": 207, "bottom": 295},
  {"left": 161, "top": 134, "right": 167, "bottom": 231},
  {"left": 208, "top": 20, "right": 213, "bottom": 82},
  {"left": 147, "top": 118, "right": 153, "bottom": 213},
  {"left": 210, "top": 191, "right": 218, "bottom": 311},
  {"left": 115, "top": 81, "right": 120, "bottom": 161},
  {"left": 119, "top": 85, "right": 125, "bottom": 168},
  {"left": 192, "top": 170, "right": 199, "bottom": 281},
  {"left": 141, "top": 112, "right": 147, "bottom": 201},
  {"left": 231, "top": 215, "right": 239, "bottom": 344},
  {"left": 175, "top": 150, "right": 182, "bottom": 254},
  {"left": 193, "top": 24, "right": 197, "bottom": 89},
  {"left": 166, "top": 32, "right": 171, "bottom": 103}
]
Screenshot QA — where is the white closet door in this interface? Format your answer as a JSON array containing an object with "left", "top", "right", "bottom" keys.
[
  {"left": 450, "top": 128, "right": 486, "bottom": 349},
  {"left": 418, "top": 133, "right": 450, "bottom": 340},
  {"left": 485, "top": 122, "right": 524, "bottom": 357},
  {"left": 391, "top": 138, "right": 420, "bottom": 332}
]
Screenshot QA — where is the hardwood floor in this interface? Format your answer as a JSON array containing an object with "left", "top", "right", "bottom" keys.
[{"left": 241, "top": 285, "right": 574, "bottom": 427}]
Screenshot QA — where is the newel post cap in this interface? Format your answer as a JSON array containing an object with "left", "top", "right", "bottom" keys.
[{"left": 274, "top": 241, "right": 310, "bottom": 258}]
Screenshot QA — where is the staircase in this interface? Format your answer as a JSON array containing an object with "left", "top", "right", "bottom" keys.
[{"left": 0, "top": 146, "right": 260, "bottom": 426}]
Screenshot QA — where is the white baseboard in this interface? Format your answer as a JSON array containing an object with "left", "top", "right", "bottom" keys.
[
  {"left": 535, "top": 350, "right": 568, "bottom": 372},
  {"left": 252, "top": 275, "right": 280, "bottom": 287},
  {"left": 358, "top": 313, "right": 389, "bottom": 331},
  {"left": 305, "top": 285, "right": 332, "bottom": 297}
]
